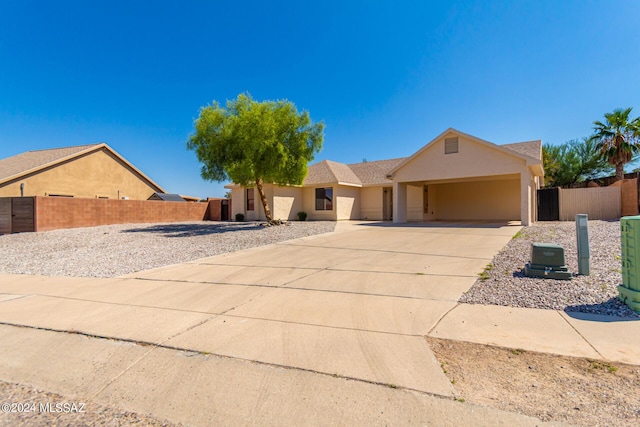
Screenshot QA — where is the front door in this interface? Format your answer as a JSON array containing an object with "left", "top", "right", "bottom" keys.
[{"left": 383, "top": 187, "right": 393, "bottom": 221}]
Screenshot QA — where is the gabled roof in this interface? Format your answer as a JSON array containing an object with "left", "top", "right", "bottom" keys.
[
  {"left": 0, "top": 143, "right": 166, "bottom": 192},
  {"left": 304, "top": 160, "right": 362, "bottom": 187},
  {"left": 389, "top": 127, "right": 543, "bottom": 176},
  {"left": 348, "top": 157, "right": 406, "bottom": 186},
  {"left": 303, "top": 157, "right": 407, "bottom": 187}
]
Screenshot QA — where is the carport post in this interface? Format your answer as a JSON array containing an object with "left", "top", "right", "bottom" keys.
[
  {"left": 520, "top": 171, "right": 531, "bottom": 226},
  {"left": 393, "top": 182, "right": 407, "bottom": 224}
]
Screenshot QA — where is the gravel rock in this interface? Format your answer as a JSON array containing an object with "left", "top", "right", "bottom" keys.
[
  {"left": 0, "top": 221, "right": 336, "bottom": 278},
  {"left": 460, "top": 220, "right": 640, "bottom": 319}
]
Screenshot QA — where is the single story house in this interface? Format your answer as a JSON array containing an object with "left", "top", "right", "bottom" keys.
[
  {"left": 226, "top": 128, "right": 544, "bottom": 225},
  {"left": 0, "top": 143, "right": 166, "bottom": 200}
]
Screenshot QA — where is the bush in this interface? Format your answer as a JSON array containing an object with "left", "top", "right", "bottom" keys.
[
  {"left": 297, "top": 211, "right": 307, "bottom": 221},
  {"left": 235, "top": 213, "right": 245, "bottom": 221}
]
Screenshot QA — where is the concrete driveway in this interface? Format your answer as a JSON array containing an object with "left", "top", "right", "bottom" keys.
[{"left": 0, "top": 221, "right": 544, "bottom": 426}]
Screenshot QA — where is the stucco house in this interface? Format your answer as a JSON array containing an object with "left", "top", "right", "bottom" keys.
[
  {"left": 227, "top": 128, "right": 544, "bottom": 225},
  {"left": 0, "top": 143, "right": 165, "bottom": 200}
]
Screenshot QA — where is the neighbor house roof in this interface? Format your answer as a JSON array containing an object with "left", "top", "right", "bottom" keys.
[
  {"left": 502, "top": 140, "right": 542, "bottom": 160},
  {"left": 148, "top": 193, "right": 185, "bottom": 202},
  {"left": 0, "top": 143, "right": 166, "bottom": 192}
]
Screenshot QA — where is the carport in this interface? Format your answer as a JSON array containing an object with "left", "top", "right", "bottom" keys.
[{"left": 388, "top": 129, "right": 544, "bottom": 226}]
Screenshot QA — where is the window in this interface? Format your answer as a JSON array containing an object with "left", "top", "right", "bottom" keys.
[
  {"left": 315, "top": 187, "right": 333, "bottom": 210},
  {"left": 444, "top": 137, "right": 459, "bottom": 154},
  {"left": 246, "top": 188, "right": 255, "bottom": 211}
]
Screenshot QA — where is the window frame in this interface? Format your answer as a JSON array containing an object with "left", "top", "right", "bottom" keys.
[
  {"left": 315, "top": 187, "right": 333, "bottom": 211},
  {"left": 246, "top": 188, "right": 255, "bottom": 211}
]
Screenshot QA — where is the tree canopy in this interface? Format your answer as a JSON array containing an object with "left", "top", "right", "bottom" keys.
[
  {"left": 542, "top": 138, "right": 613, "bottom": 187},
  {"left": 187, "top": 93, "right": 324, "bottom": 222},
  {"left": 589, "top": 107, "right": 640, "bottom": 181}
]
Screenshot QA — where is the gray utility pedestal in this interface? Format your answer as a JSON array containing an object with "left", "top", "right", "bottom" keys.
[{"left": 524, "top": 243, "right": 573, "bottom": 280}]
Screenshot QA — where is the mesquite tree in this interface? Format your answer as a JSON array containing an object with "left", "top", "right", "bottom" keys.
[{"left": 187, "top": 93, "right": 324, "bottom": 222}]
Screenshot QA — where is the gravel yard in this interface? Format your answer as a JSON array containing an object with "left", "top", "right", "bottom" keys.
[
  {"left": 460, "top": 220, "right": 639, "bottom": 318},
  {"left": 0, "top": 221, "right": 336, "bottom": 278}
]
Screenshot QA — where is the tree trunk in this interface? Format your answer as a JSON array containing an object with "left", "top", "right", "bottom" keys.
[
  {"left": 255, "top": 178, "right": 273, "bottom": 222},
  {"left": 616, "top": 163, "right": 625, "bottom": 182}
]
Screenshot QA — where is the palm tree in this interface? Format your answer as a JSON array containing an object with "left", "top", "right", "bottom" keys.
[{"left": 589, "top": 107, "right": 640, "bottom": 181}]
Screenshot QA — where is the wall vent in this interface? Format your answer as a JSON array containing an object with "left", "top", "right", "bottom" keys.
[{"left": 444, "top": 137, "right": 459, "bottom": 154}]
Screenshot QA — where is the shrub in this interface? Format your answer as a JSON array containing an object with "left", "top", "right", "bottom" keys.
[
  {"left": 297, "top": 211, "right": 307, "bottom": 221},
  {"left": 235, "top": 213, "right": 245, "bottom": 221}
]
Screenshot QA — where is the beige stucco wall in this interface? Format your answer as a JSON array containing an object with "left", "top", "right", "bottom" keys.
[
  {"left": 360, "top": 187, "right": 384, "bottom": 220},
  {"left": 336, "top": 185, "right": 361, "bottom": 220},
  {"left": 273, "top": 186, "right": 304, "bottom": 220},
  {"left": 432, "top": 178, "right": 520, "bottom": 220},
  {"left": 0, "top": 149, "right": 161, "bottom": 200},
  {"left": 393, "top": 134, "right": 528, "bottom": 183},
  {"left": 303, "top": 185, "right": 360, "bottom": 220}
]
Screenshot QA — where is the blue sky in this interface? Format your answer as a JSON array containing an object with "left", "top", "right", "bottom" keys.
[{"left": 1, "top": 1, "right": 639, "bottom": 198}]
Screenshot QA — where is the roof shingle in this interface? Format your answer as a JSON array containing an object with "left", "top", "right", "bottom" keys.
[
  {"left": 0, "top": 144, "right": 101, "bottom": 183},
  {"left": 501, "top": 140, "right": 542, "bottom": 160}
]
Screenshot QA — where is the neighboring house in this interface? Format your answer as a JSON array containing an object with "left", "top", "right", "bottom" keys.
[
  {"left": 148, "top": 193, "right": 186, "bottom": 202},
  {"left": 227, "top": 128, "right": 544, "bottom": 225},
  {"left": 0, "top": 143, "right": 165, "bottom": 200}
]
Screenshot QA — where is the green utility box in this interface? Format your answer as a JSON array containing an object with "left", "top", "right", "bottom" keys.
[
  {"left": 619, "top": 216, "right": 640, "bottom": 313},
  {"left": 524, "top": 243, "right": 572, "bottom": 280}
]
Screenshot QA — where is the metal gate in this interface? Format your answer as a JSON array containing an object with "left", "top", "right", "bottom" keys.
[
  {"left": 221, "top": 199, "right": 230, "bottom": 221},
  {"left": 537, "top": 188, "right": 559, "bottom": 221}
]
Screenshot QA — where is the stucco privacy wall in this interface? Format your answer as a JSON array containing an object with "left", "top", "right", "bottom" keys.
[
  {"left": 432, "top": 179, "right": 520, "bottom": 220},
  {"left": 32, "top": 197, "right": 211, "bottom": 232},
  {"left": 0, "top": 148, "right": 161, "bottom": 200},
  {"left": 558, "top": 187, "right": 621, "bottom": 221}
]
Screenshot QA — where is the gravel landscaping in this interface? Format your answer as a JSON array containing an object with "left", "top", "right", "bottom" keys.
[
  {"left": 0, "top": 221, "right": 336, "bottom": 278},
  {"left": 460, "top": 220, "right": 639, "bottom": 318}
]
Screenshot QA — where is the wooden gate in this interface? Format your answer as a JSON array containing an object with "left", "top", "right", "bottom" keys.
[
  {"left": 0, "top": 198, "right": 11, "bottom": 234},
  {"left": 537, "top": 188, "right": 559, "bottom": 221},
  {"left": 0, "top": 197, "right": 35, "bottom": 234},
  {"left": 11, "top": 197, "right": 35, "bottom": 232}
]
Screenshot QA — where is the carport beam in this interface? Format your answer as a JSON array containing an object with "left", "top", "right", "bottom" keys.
[{"left": 520, "top": 171, "right": 532, "bottom": 226}]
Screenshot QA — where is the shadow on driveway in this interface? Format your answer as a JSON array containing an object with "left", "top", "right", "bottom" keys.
[
  {"left": 358, "top": 220, "right": 519, "bottom": 229},
  {"left": 121, "top": 222, "right": 264, "bottom": 238}
]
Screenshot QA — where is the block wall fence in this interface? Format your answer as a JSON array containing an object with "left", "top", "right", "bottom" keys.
[{"left": 0, "top": 196, "right": 231, "bottom": 233}]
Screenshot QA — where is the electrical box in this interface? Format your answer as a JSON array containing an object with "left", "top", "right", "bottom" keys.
[
  {"left": 524, "top": 243, "right": 572, "bottom": 280},
  {"left": 619, "top": 216, "right": 640, "bottom": 313}
]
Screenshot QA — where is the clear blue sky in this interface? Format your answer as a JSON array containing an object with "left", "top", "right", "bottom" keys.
[{"left": 1, "top": 1, "right": 639, "bottom": 198}]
